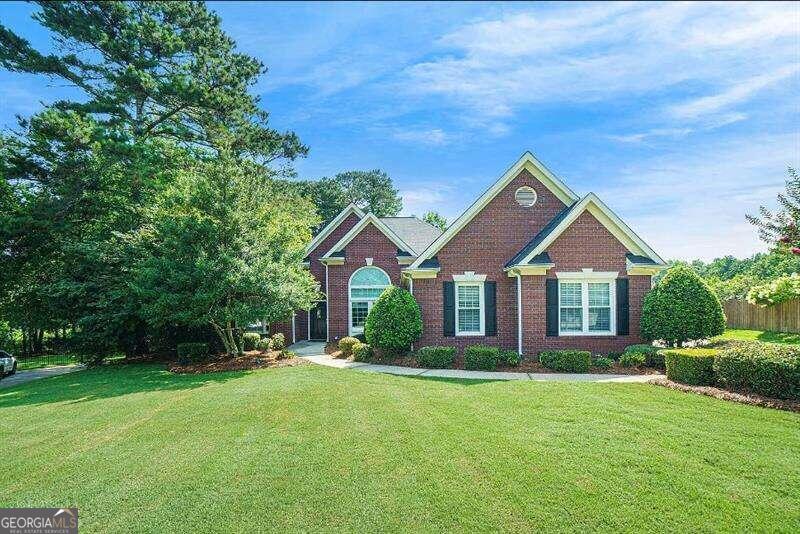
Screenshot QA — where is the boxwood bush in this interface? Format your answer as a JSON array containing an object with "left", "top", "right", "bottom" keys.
[
  {"left": 416, "top": 346, "right": 456, "bottom": 369},
  {"left": 663, "top": 348, "right": 717, "bottom": 385},
  {"left": 270, "top": 333, "right": 286, "bottom": 351},
  {"left": 619, "top": 352, "right": 645, "bottom": 368},
  {"left": 714, "top": 342, "right": 800, "bottom": 400},
  {"left": 539, "top": 350, "right": 591, "bottom": 373},
  {"left": 464, "top": 345, "right": 500, "bottom": 371},
  {"left": 352, "top": 342, "right": 373, "bottom": 363},
  {"left": 592, "top": 356, "right": 614, "bottom": 369},
  {"left": 625, "top": 344, "right": 663, "bottom": 369},
  {"left": 256, "top": 338, "right": 271, "bottom": 352},
  {"left": 364, "top": 286, "right": 422, "bottom": 355},
  {"left": 177, "top": 342, "right": 209, "bottom": 364},
  {"left": 501, "top": 350, "right": 522, "bottom": 367},
  {"left": 338, "top": 336, "right": 360, "bottom": 358},
  {"left": 242, "top": 332, "right": 261, "bottom": 351}
]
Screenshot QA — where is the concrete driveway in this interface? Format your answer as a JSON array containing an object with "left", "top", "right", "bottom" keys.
[{"left": 0, "top": 364, "right": 84, "bottom": 389}]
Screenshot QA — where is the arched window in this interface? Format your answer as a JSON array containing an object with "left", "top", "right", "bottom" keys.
[{"left": 349, "top": 266, "right": 391, "bottom": 335}]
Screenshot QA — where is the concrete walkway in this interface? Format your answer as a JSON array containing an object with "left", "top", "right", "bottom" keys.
[
  {"left": 0, "top": 364, "right": 85, "bottom": 389},
  {"left": 290, "top": 341, "right": 663, "bottom": 383}
]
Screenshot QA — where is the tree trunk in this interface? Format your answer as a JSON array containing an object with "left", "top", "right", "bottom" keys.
[{"left": 210, "top": 321, "right": 233, "bottom": 356}]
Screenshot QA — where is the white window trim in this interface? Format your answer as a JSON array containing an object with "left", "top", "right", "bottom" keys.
[
  {"left": 453, "top": 271, "right": 487, "bottom": 282},
  {"left": 455, "top": 281, "right": 485, "bottom": 336},
  {"left": 348, "top": 266, "right": 392, "bottom": 336},
  {"left": 558, "top": 278, "right": 616, "bottom": 336}
]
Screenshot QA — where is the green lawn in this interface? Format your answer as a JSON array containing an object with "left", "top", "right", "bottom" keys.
[
  {"left": 715, "top": 328, "right": 800, "bottom": 345},
  {"left": 1, "top": 364, "right": 798, "bottom": 532}
]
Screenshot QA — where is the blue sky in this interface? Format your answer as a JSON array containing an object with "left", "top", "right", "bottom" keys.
[{"left": 1, "top": 1, "right": 799, "bottom": 261}]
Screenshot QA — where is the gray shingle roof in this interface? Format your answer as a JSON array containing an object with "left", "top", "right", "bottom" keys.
[{"left": 379, "top": 217, "right": 442, "bottom": 256}]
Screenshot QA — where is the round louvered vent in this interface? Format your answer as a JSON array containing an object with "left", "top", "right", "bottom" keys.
[{"left": 515, "top": 186, "right": 537, "bottom": 207}]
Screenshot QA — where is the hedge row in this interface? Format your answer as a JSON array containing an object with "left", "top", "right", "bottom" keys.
[
  {"left": 662, "top": 342, "right": 800, "bottom": 400},
  {"left": 539, "top": 350, "right": 591, "bottom": 373},
  {"left": 662, "top": 348, "right": 717, "bottom": 386}
]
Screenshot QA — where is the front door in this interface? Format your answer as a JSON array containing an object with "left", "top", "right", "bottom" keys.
[{"left": 310, "top": 301, "right": 327, "bottom": 340}]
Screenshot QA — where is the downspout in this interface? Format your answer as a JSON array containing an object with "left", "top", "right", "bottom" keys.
[
  {"left": 516, "top": 271, "right": 523, "bottom": 355},
  {"left": 325, "top": 264, "right": 330, "bottom": 343},
  {"left": 291, "top": 312, "right": 296, "bottom": 344}
]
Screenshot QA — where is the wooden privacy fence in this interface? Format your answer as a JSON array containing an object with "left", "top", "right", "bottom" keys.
[{"left": 723, "top": 299, "right": 800, "bottom": 333}]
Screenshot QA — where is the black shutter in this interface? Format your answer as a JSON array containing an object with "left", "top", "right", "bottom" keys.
[
  {"left": 616, "top": 278, "right": 630, "bottom": 336},
  {"left": 546, "top": 279, "right": 559, "bottom": 337},
  {"left": 484, "top": 281, "right": 497, "bottom": 336},
  {"left": 443, "top": 282, "right": 455, "bottom": 337}
]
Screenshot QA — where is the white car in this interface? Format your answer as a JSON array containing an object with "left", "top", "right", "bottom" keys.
[{"left": 0, "top": 350, "right": 17, "bottom": 376}]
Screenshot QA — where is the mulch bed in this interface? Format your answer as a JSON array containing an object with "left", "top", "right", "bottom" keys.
[
  {"left": 650, "top": 378, "right": 800, "bottom": 413},
  {"left": 170, "top": 350, "right": 307, "bottom": 374}
]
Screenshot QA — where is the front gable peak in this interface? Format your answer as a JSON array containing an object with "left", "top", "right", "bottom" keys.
[{"left": 408, "top": 151, "right": 580, "bottom": 269}]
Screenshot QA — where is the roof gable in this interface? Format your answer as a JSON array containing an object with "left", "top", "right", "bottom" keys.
[
  {"left": 507, "top": 193, "right": 665, "bottom": 268},
  {"left": 408, "top": 152, "right": 580, "bottom": 269},
  {"left": 322, "top": 213, "right": 416, "bottom": 259},
  {"left": 305, "top": 204, "right": 365, "bottom": 256}
]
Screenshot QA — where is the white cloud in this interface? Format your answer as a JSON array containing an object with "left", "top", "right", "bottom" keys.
[
  {"left": 669, "top": 65, "right": 800, "bottom": 120},
  {"left": 402, "top": 2, "right": 800, "bottom": 125},
  {"left": 608, "top": 128, "right": 693, "bottom": 144},
  {"left": 399, "top": 184, "right": 457, "bottom": 217},
  {"left": 392, "top": 127, "right": 451, "bottom": 146}
]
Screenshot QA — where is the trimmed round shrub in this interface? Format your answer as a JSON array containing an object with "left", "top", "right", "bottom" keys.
[
  {"left": 464, "top": 345, "right": 500, "bottom": 371},
  {"left": 338, "top": 336, "right": 360, "bottom": 358},
  {"left": 176, "top": 342, "right": 209, "bottom": 364},
  {"left": 352, "top": 342, "right": 373, "bottom": 363},
  {"left": 364, "top": 286, "right": 422, "bottom": 355},
  {"left": 242, "top": 332, "right": 261, "bottom": 351},
  {"left": 256, "top": 338, "right": 271, "bottom": 352},
  {"left": 270, "top": 333, "right": 286, "bottom": 351},
  {"left": 625, "top": 344, "right": 663, "bottom": 369},
  {"left": 619, "top": 352, "right": 645, "bottom": 368},
  {"left": 502, "top": 350, "right": 522, "bottom": 367},
  {"left": 714, "top": 342, "right": 800, "bottom": 400},
  {"left": 663, "top": 348, "right": 717, "bottom": 385},
  {"left": 416, "top": 346, "right": 456, "bottom": 369},
  {"left": 539, "top": 350, "right": 591, "bottom": 373},
  {"left": 592, "top": 356, "right": 614, "bottom": 369},
  {"left": 641, "top": 265, "right": 725, "bottom": 347}
]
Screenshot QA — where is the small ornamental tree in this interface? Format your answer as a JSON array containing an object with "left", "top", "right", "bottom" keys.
[
  {"left": 364, "top": 286, "right": 422, "bottom": 355},
  {"left": 641, "top": 264, "right": 725, "bottom": 347}
]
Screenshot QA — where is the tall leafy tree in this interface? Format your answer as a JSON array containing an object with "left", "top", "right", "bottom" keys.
[
  {"left": 747, "top": 167, "right": 800, "bottom": 255},
  {"left": 279, "top": 169, "right": 402, "bottom": 223},
  {"left": 422, "top": 211, "right": 447, "bottom": 231},
  {"left": 0, "top": 2, "right": 308, "bottom": 356},
  {"left": 132, "top": 158, "right": 320, "bottom": 356}
]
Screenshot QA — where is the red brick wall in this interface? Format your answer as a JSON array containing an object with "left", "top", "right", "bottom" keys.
[
  {"left": 414, "top": 169, "right": 568, "bottom": 351},
  {"left": 413, "top": 170, "right": 652, "bottom": 355},
  {"left": 269, "top": 212, "right": 361, "bottom": 342},
  {"left": 521, "top": 210, "right": 649, "bottom": 354},
  {"left": 327, "top": 223, "right": 403, "bottom": 341}
]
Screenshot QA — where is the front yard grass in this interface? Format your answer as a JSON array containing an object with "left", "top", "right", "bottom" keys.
[
  {"left": 1, "top": 363, "right": 798, "bottom": 532},
  {"left": 715, "top": 328, "right": 800, "bottom": 345}
]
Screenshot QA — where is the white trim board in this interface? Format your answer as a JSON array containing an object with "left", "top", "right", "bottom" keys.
[
  {"left": 305, "top": 203, "right": 365, "bottom": 256},
  {"left": 408, "top": 152, "right": 579, "bottom": 269},
  {"left": 322, "top": 213, "right": 416, "bottom": 260},
  {"left": 513, "top": 193, "right": 666, "bottom": 267}
]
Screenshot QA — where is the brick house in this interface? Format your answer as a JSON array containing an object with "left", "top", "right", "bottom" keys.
[{"left": 272, "top": 152, "right": 665, "bottom": 355}]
